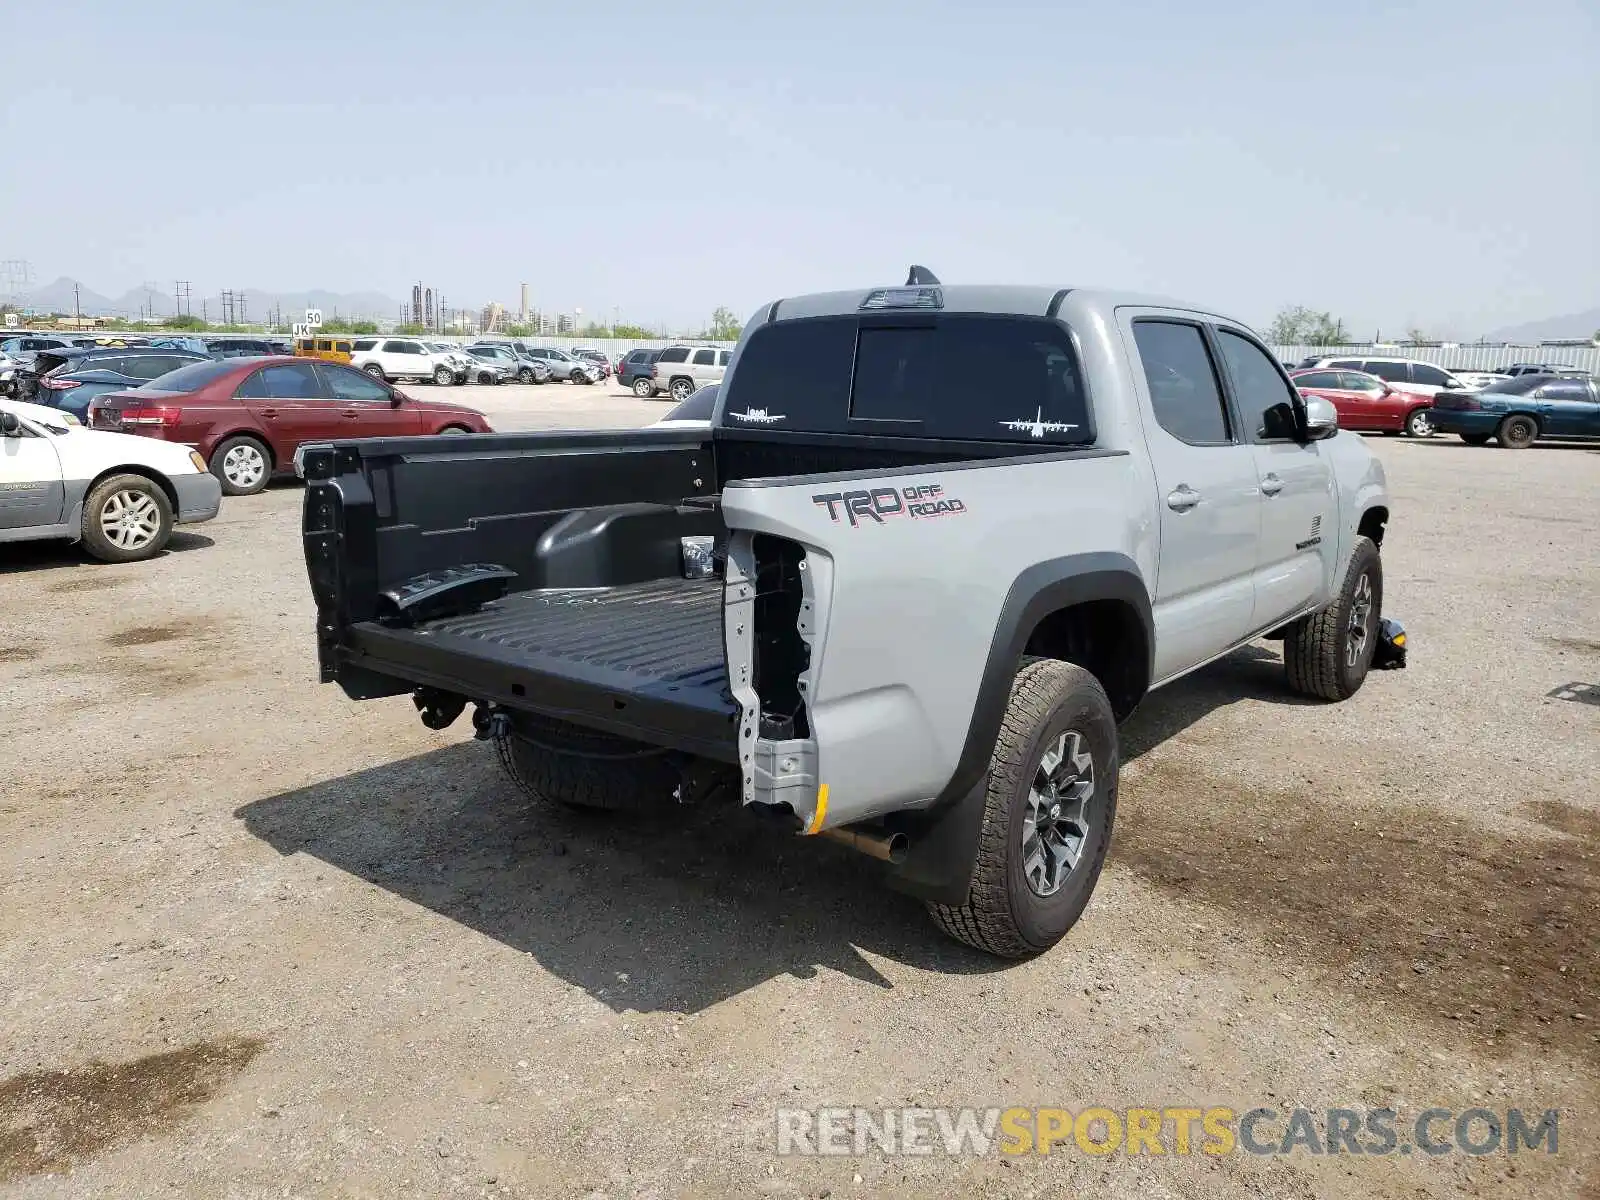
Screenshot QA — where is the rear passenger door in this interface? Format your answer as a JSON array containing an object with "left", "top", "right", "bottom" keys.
[
  {"left": 1122, "top": 313, "right": 1262, "bottom": 681},
  {"left": 691, "top": 347, "right": 719, "bottom": 384},
  {"left": 234, "top": 361, "right": 330, "bottom": 460},
  {"left": 1216, "top": 327, "right": 1336, "bottom": 629}
]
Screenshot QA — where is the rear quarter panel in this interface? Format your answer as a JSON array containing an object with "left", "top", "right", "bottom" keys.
[{"left": 722, "top": 451, "right": 1147, "bottom": 827}]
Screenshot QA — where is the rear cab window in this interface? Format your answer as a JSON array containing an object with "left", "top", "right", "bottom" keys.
[{"left": 719, "top": 315, "right": 1091, "bottom": 445}]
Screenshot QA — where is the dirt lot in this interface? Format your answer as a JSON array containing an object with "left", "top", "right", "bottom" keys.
[{"left": 1, "top": 393, "right": 1596, "bottom": 1199}]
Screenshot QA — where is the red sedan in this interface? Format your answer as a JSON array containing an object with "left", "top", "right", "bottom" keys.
[
  {"left": 1288, "top": 368, "right": 1438, "bottom": 438},
  {"left": 90, "top": 356, "right": 492, "bottom": 495}
]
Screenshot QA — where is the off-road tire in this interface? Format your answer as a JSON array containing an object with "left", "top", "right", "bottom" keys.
[
  {"left": 926, "top": 659, "right": 1119, "bottom": 959},
  {"left": 497, "top": 712, "right": 678, "bottom": 813},
  {"left": 1497, "top": 414, "right": 1537, "bottom": 449},
  {"left": 1284, "top": 535, "right": 1382, "bottom": 701},
  {"left": 80, "top": 473, "right": 174, "bottom": 563},
  {"left": 632, "top": 377, "right": 656, "bottom": 398},
  {"left": 1459, "top": 433, "right": 1491, "bottom": 446}
]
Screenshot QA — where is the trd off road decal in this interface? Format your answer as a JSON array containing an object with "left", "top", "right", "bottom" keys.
[{"left": 812, "top": 482, "right": 967, "bottom": 527}]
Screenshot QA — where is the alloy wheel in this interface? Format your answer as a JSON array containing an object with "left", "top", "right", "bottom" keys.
[
  {"left": 1346, "top": 571, "right": 1374, "bottom": 668},
  {"left": 1021, "top": 730, "right": 1095, "bottom": 898}
]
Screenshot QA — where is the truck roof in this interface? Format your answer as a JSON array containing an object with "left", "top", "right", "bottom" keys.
[{"left": 763, "top": 284, "right": 1247, "bottom": 330}]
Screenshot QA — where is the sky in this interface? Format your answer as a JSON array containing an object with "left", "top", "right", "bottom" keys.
[{"left": 3, "top": 0, "right": 1596, "bottom": 338}]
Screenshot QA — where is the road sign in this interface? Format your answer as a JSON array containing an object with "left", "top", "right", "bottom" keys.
[{"left": 304, "top": 308, "right": 324, "bottom": 328}]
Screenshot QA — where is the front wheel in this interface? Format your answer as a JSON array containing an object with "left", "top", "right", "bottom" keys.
[
  {"left": 1283, "top": 535, "right": 1382, "bottom": 701},
  {"left": 80, "top": 474, "right": 174, "bottom": 563},
  {"left": 1460, "top": 433, "right": 1491, "bottom": 446},
  {"left": 1404, "top": 408, "right": 1435, "bottom": 437},
  {"left": 632, "top": 377, "right": 656, "bottom": 398},
  {"left": 1497, "top": 414, "right": 1538, "bottom": 449},
  {"left": 926, "top": 659, "right": 1118, "bottom": 958}
]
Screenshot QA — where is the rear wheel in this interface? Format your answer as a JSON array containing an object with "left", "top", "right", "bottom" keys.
[
  {"left": 632, "top": 377, "right": 656, "bottom": 398},
  {"left": 1460, "top": 433, "right": 1491, "bottom": 446},
  {"left": 1497, "top": 414, "right": 1537, "bottom": 449},
  {"left": 926, "top": 659, "right": 1118, "bottom": 958},
  {"left": 1404, "top": 408, "right": 1435, "bottom": 437},
  {"left": 1284, "top": 535, "right": 1381, "bottom": 701},
  {"left": 496, "top": 713, "right": 678, "bottom": 813},
  {"left": 80, "top": 474, "right": 174, "bottom": 563},
  {"left": 670, "top": 377, "right": 695, "bottom": 402},
  {"left": 362, "top": 363, "right": 387, "bottom": 381},
  {"left": 210, "top": 435, "right": 271, "bottom": 496}
]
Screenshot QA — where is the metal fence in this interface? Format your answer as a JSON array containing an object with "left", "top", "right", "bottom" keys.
[{"left": 1268, "top": 343, "right": 1600, "bottom": 374}]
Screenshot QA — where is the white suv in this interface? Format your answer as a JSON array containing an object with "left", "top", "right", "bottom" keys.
[
  {"left": 350, "top": 338, "right": 458, "bottom": 385},
  {"left": 1305, "top": 355, "right": 1467, "bottom": 397},
  {"left": 650, "top": 345, "right": 732, "bottom": 401}
]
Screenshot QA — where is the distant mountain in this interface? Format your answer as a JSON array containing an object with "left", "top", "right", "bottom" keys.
[
  {"left": 1484, "top": 308, "right": 1600, "bottom": 344},
  {"left": 22, "top": 277, "right": 117, "bottom": 316},
  {"left": 10, "top": 277, "right": 403, "bottom": 322}
]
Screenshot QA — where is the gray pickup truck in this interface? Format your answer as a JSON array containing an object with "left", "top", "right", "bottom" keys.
[{"left": 302, "top": 271, "right": 1391, "bottom": 958}]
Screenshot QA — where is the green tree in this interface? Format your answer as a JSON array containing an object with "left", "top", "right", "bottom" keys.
[
  {"left": 321, "top": 317, "right": 378, "bottom": 335},
  {"left": 611, "top": 324, "right": 652, "bottom": 340},
  {"left": 395, "top": 322, "right": 426, "bottom": 335},
  {"left": 709, "top": 306, "right": 742, "bottom": 341},
  {"left": 162, "top": 313, "right": 208, "bottom": 330},
  {"left": 502, "top": 323, "right": 533, "bottom": 338},
  {"left": 1266, "top": 306, "right": 1348, "bottom": 346}
]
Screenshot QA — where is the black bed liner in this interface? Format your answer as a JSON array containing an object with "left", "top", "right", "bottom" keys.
[{"left": 344, "top": 578, "right": 739, "bottom": 760}]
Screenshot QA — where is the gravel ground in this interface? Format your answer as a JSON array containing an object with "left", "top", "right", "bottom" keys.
[{"left": 1, "top": 399, "right": 1596, "bottom": 1199}]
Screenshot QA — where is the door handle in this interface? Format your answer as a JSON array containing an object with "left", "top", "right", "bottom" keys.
[
  {"left": 1166, "top": 485, "right": 1201, "bottom": 512},
  {"left": 260, "top": 407, "right": 278, "bottom": 419},
  {"left": 342, "top": 409, "right": 360, "bottom": 418},
  {"left": 1260, "top": 474, "right": 1284, "bottom": 497}
]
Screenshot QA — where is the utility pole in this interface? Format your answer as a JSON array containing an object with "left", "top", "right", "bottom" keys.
[
  {"left": 74, "top": 282, "right": 81, "bottom": 320},
  {"left": 238, "top": 291, "right": 247, "bottom": 326}
]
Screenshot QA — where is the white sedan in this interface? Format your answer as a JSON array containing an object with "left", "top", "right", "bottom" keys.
[{"left": 0, "top": 397, "right": 222, "bottom": 562}]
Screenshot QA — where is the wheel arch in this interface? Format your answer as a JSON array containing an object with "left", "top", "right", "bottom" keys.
[
  {"left": 884, "top": 553, "right": 1152, "bottom": 905},
  {"left": 1358, "top": 504, "right": 1388, "bottom": 547},
  {"left": 213, "top": 428, "right": 277, "bottom": 468},
  {"left": 70, "top": 463, "right": 180, "bottom": 530}
]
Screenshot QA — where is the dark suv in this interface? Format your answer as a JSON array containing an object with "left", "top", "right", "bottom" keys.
[
  {"left": 19, "top": 346, "right": 207, "bottom": 414},
  {"left": 618, "top": 348, "right": 661, "bottom": 396}
]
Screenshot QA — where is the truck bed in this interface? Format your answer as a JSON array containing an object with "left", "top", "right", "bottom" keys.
[{"left": 345, "top": 578, "right": 739, "bottom": 760}]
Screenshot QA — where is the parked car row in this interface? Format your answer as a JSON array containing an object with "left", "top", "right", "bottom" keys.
[{"left": 615, "top": 345, "right": 732, "bottom": 400}]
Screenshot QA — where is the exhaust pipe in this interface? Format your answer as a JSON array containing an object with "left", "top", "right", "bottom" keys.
[{"left": 818, "top": 826, "right": 909, "bottom": 864}]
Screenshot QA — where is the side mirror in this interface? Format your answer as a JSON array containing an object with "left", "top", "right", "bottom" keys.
[
  {"left": 0, "top": 409, "right": 20, "bottom": 436},
  {"left": 390, "top": 391, "right": 404, "bottom": 407},
  {"left": 1303, "top": 395, "right": 1339, "bottom": 440}
]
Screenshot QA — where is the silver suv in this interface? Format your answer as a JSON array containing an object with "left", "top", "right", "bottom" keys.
[{"left": 649, "top": 345, "right": 732, "bottom": 401}]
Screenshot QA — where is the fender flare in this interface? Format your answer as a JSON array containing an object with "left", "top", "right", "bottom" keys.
[{"left": 884, "top": 551, "right": 1153, "bottom": 904}]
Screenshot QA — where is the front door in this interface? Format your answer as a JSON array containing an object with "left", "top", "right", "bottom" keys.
[
  {"left": 1122, "top": 314, "right": 1262, "bottom": 682},
  {"left": 1214, "top": 328, "right": 1337, "bottom": 627},
  {"left": 0, "top": 419, "right": 66, "bottom": 530}
]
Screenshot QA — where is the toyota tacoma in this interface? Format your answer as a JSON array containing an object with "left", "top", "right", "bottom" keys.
[{"left": 301, "top": 270, "right": 1392, "bottom": 957}]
